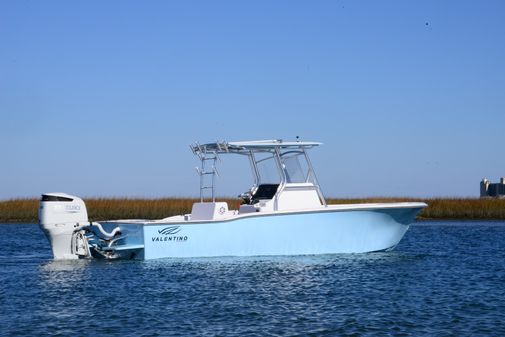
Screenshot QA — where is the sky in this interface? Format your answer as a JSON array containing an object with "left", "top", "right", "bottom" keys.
[{"left": 1, "top": 1, "right": 504, "bottom": 199}]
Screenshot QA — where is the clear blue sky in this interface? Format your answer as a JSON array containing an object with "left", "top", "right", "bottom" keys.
[{"left": 1, "top": 1, "right": 504, "bottom": 199}]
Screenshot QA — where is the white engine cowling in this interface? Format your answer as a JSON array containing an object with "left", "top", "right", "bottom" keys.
[{"left": 39, "top": 193, "right": 89, "bottom": 259}]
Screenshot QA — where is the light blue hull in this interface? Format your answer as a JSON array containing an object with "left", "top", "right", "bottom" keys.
[{"left": 107, "top": 206, "right": 423, "bottom": 260}]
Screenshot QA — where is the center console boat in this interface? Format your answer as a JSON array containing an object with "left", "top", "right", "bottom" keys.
[{"left": 39, "top": 139, "right": 426, "bottom": 260}]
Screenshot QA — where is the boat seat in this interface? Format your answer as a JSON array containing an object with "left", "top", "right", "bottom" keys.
[
  {"left": 251, "top": 184, "right": 280, "bottom": 204},
  {"left": 239, "top": 204, "right": 257, "bottom": 214}
]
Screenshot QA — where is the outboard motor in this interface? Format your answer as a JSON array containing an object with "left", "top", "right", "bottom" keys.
[{"left": 39, "top": 193, "right": 89, "bottom": 259}]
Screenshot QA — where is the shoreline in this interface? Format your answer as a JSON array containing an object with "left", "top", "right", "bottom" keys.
[{"left": 1, "top": 197, "right": 505, "bottom": 223}]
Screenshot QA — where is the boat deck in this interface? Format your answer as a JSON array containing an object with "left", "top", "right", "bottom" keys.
[{"left": 103, "top": 202, "right": 427, "bottom": 225}]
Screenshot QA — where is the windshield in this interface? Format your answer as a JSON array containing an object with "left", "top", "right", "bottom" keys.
[
  {"left": 281, "top": 151, "right": 312, "bottom": 183},
  {"left": 252, "top": 151, "right": 313, "bottom": 185},
  {"left": 256, "top": 154, "right": 280, "bottom": 184}
]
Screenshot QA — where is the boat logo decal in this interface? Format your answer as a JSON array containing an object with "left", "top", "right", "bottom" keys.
[
  {"left": 152, "top": 226, "right": 188, "bottom": 243},
  {"left": 65, "top": 205, "right": 80, "bottom": 211},
  {"left": 218, "top": 206, "right": 226, "bottom": 215},
  {"left": 158, "top": 226, "right": 181, "bottom": 235}
]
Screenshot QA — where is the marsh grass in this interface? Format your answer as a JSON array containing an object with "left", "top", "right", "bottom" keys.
[
  {"left": 327, "top": 197, "right": 505, "bottom": 220},
  {"left": 85, "top": 198, "right": 238, "bottom": 221},
  {"left": 1, "top": 197, "right": 505, "bottom": 223},
  {"left": 0, "top": 197, "right": 237, "bottom": 223},
  {"left": 417, "top": 198, "right": 505, "bottom": 220},
  {"left": 0, "top": 198, "right": 39, "bottom": 223}
]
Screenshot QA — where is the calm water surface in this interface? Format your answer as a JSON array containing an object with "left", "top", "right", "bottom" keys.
[{"left": 1, "top": 222, "right": 504, "bottom": 336}]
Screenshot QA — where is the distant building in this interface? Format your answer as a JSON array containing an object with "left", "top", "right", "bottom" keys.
[{"left": 480, "top": 178, "right": 505, "bottom": 198}]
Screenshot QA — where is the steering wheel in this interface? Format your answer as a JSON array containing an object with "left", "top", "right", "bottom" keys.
[{"left": 238, "top": 190, "right": 253, "bottom": 205}]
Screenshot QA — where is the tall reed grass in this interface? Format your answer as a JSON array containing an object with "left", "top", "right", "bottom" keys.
[
  {"left": 0, "top": 199, "right": 39, "bottom": 223},
  {"left": 0, "top": 198, "right": 237, "bottom": 223},
  {"left": 1, "top": 197, "right": 504, "bottom": 223},
  {"left": 84, "top": 198, "right": 238, "bottom": 221},
  {"left": 327, "top": 198, "right": 505, "bottom": 219}
]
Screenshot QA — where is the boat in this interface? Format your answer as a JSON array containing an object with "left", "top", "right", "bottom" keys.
[{"left": 39, "top": 139, "right": 427, "bottom": 260}]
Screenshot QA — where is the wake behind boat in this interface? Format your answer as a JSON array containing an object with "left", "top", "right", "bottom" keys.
[{"left": 39, "top": 139, "right": 426, "bottom": 260}]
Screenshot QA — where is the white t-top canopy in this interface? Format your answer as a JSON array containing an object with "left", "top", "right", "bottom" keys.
[
  {"left": 191, "top": 139, "right": 322, "bottom": 154},
  {"left": 190, "top": 139, "right": 325, "bottom": 205}
]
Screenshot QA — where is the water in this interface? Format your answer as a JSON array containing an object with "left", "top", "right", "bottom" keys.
[{"left": 1, "top": 222, "right": 504, "bottom": 336}]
